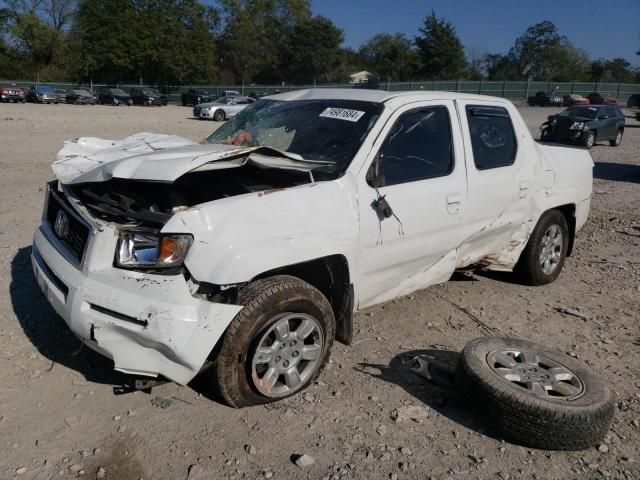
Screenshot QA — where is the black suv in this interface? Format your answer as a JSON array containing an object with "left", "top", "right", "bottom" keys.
[
  {"left": 527, "top": 91, "right": 562, "bottom": 107},
  {"left": 181, "top": 88, "right": 212, "bottom": 106},
  {"left": 130, "top": 87, "right": 168, "bottom": 106},
  {"left": 98, "top": 87, "right": 133, "bottom": 106},
  {"left": 540, "top": 105, "right": 625, "bottom": 149}
]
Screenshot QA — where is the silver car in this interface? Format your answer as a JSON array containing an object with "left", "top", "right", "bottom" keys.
[{"left": 193, "top": 96, "right": 255, "bottom": 121}]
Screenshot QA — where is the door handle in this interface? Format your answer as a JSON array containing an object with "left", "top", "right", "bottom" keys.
[
  {"left": 446, "top": 194, "right": 462, "bottom": 214},
  {"left": 519, "top": 181, "right": 529, "bottom": 198}
]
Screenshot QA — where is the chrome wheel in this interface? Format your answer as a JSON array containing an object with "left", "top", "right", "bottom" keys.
[
  {"left": 615, "top": 131, "right": 622, "bottom": 145},
  {"left": 250, "top": 313, "right": 323, "bottom": 398},
  {"left": 487, "top": 349, "right": 583, "bottom": 399},
  {"left": 539, "top": 224, "right": 563, "bottom": 275},
  {"left": 585, "top": 133, "right": 594, "bottom": 148}
]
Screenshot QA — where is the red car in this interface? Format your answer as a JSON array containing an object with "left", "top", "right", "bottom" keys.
[
  {"left": 562, "top": 94, "right": 590, "bottom": 106},
  {"left": 0, "top": 84, "right": 26, "bottom": 103},
  {"left": 587, "top": 92, "right": 617, "bottom": 105}
]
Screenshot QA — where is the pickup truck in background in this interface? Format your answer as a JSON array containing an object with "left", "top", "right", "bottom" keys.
[
  {"left": 32, "top": 89, "right": 593, "bottom": 408},
  {"left": 527, "top": 91, "right": 563, "bottom": 107},
  {"left": 181, "top": 88, "right": 213, "bottom": 106}
]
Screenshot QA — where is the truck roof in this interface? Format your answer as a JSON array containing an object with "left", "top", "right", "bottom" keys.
[{"left": 266, "top": 88, "right": 508, "bottom": 104}]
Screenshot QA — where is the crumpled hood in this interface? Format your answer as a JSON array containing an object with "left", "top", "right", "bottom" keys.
[{"left": 52, "top": 132, "right": 322, "bottom": 185}]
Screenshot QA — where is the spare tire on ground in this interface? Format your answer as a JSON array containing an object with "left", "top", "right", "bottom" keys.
[{"left": 456, "top": 337, "right": 614, "bottom": 450}]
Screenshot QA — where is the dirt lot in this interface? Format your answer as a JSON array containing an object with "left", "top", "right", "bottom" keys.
[{"left": 0, "top": 101, "right": 639, "bottom": 480}]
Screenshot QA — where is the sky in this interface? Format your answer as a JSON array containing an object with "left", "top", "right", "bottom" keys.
[{"left": 310, "top": 0, "right": 640, "bottom": 65}]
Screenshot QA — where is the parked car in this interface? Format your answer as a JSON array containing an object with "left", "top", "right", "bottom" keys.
[
  {"left": 586, "top": 92, "right": 617, "bottom": 105},
  {"left": 562, "top": 94, "right": 590, "bottom": 106},
  {"left": 540, "top": 105, "right": 625, "bottom": 149},
  {"left": 626, "top": 93, "right": 640, "bottom": 108},
  {"left": 181, "top": 88, "right": 212, "bottom": 106},
  {"left": 66, "top": 89, "right": 97, "bottom": 105},
  {"left": 34, "top": 89, "right": 593, "bottom": 407},
  {"left": 26, "top": 85, "right": 57, "bottom": 103},
  {"left": 527, "top": 91, "right": 562, "bottom": 107},
  {"left": 192, "top": 96, "right": 255, "bottom": 121},
  {"left": 98, "top": 87, "right": 133, "bottom": 106},
  {"left": 130, "top": 87, "right": 168, "bottom": 106},
  {"left": 54, "top": 89, "right": 68, "bottom": 103},
  {"left": 1, "top": 84, "right": 26, "bottom": 103}
]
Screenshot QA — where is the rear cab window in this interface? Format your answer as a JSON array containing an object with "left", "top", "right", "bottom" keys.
[{"left": 465, "top": 105, "right": 517, "bottom": 170}]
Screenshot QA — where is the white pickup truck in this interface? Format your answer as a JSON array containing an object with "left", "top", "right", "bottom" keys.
[{"left": 32, "top": 89, "right": 593, "bottom": 407}]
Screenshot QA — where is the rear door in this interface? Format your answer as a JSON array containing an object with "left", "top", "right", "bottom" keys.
[
  {"left": 356, "top": 100, "right": 467, "bottom": 307},
  {"left": 455, "top": 100, "right": 536, "bottom": 269}
]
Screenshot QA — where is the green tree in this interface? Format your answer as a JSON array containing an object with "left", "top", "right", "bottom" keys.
[
  {"left": 216, "top": 0, "right": 311, "bottom": 84},
  {"left": 507, "top": 21, "right": 589, "bottom": 81},
  {"left": 414, "top": 11, "right": 467, "bottom": 79},
  {"left": 72, "top": 0, "right": 217, "bottom": 84},
  {"left": 284, "top": 16, "right": 344, "bottom": 84},
  {"left": 358, "top": 33, "right": 418, "bottom": 81},
  {"left": 590, "top": 57, "right": 635, "bottom": 83}
]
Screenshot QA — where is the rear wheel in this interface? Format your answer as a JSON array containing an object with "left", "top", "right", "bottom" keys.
[
  {"left": 215, "top": 275, "right": 335, "bottom": 408},
  {"left": 515, "top": 209, "right": 569, "bottom": 286},
  {"left": 610, "top": 129, "right": 623, "bottom": 147}
]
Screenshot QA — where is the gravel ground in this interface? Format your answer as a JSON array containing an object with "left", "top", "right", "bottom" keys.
[{"left": 0, "top": 101, "right": 639, "bottom": 480}]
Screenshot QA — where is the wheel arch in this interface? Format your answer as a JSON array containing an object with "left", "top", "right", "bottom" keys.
[{"left": 251, "top": 254, "right": 353, "bottom": 345}]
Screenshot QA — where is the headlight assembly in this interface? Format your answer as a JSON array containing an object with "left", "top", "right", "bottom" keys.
[
  {"left": 569, "top": 122, "right": 585, "bottom": 131},
  {"left": 115, "top": 231, "right": 193, "bottom": 269}
]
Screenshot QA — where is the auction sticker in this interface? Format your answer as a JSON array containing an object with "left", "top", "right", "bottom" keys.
[{"left": 319, "top": 107, "right": 365, "bottom": 122}]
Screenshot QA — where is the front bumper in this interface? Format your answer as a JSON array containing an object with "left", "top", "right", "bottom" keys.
[
  {"left": 1, "top": 94, "right": 24, "bottom": 102},
  {"left": 31, "top": 189, "right": 242, "bottom": 384}
]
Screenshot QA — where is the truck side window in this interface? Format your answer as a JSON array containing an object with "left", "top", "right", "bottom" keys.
[
  {"left": 466, "top": 106, "right": 517, "bottom": 170},
  {"left": 373, "top": 106, "right": 453, "bottom": 187}
]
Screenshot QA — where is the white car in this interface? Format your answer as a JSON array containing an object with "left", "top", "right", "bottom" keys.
[
  {"left": 33, "top": 89, "right": 593, "bottom": 407},
  {"left": 193, "top": 96, "right": 255, "bottom": 121}
]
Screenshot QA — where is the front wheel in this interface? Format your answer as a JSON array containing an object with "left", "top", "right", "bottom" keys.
[
  {"left": 583, "top": 130, "right": 595, "bottom": 149},
  {"left": 515, "top": 209, "right": 569, "bottom": 286},
  {"left": 215, "top": 275, "right": 335, "bottom": 408},
  {"left": 213, "top": 109, "right": 226, "bottom": 122}
]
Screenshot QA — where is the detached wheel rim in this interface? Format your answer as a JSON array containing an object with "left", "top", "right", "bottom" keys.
[
  {"left": 250, "top": 313, "right": 323, "bottom": 398},
  {"left": 539, "top": 224, "right": 563, "bottom": 275},
  {"left": 487, "top": 349, "right": 584, "bottom": 399}
]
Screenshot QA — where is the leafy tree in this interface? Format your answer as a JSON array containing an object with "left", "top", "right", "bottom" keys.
[
  {"left": 358, "top": 33, "right": 418, "bottom": 81},
  {"left": 414, "top": 11, "right": 467, "bottom": 79},
  {"left": 216, "top": 0, "right": 311, "bottom": 84},
  {"left": 283, "top": 15, "right": 344, "bottom": 84},
  {"left": 506, "top": 21, "right": 589, "bottom": 81},
  {"left": 590, "top": 57, "right": 636, "bottom": 83}
]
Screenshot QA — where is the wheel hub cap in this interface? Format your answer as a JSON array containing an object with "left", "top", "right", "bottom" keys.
[
  {"left": 487, "top": 349, "right": 583, "bottom": 399},
  {"left": 539, "top": 224, "right": 562, "bottom": 275},
  {"left": 250, "top": 313, "right": 323, "bottom": 398}
]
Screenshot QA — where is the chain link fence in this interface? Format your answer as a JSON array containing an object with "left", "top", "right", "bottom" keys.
[{"left": 4, "top": 79, "right": 640, "bottom": 105}]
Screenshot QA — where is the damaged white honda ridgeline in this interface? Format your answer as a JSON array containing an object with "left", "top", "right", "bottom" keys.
[{"left": 32, "top": 89, "right": 593, "bottom": 407}]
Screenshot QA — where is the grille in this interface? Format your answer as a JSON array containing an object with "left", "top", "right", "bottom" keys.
[
  {"left": 193, "top": 107, "right": 201, "bottom": 115},
  {"left": 46, "top": 189, "right": 90, "bottom": 265}
]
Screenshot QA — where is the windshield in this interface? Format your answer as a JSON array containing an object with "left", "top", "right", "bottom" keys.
[
  {"left": 36, "top": 86, "right": 53, "bottom": 93},
  {"left": 111, "top": 89, "right": 128, "bottom": 95},
  {"left": 213, "top": 96, "right": 233, "bottom": 104},
  {"left": 207, "top": 99, "right": 383, "bottom": 177},
  {"left": 142, "top": 89, "right": 159, "bottom": 95},
  {"left": 560, "top": 107, "right": 598, "bottom": 119}
]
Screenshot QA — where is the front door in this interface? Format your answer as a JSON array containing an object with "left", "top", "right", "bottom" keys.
[{"left": 356, "top": 100, "right": 467, "bottom": 308}]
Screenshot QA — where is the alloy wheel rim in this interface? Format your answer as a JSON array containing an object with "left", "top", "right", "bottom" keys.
[
  {"left": 539, "top": 224, "right": 562, "bottom": 275},
  {"left": 487, "top": 349, "right": 584, "bottom": 399},
  {"left": 250, "top": 313, "right": 323, "bottom": 398},
  {"left": 587, "top": 134, "right": 594, "bottom": 148}
]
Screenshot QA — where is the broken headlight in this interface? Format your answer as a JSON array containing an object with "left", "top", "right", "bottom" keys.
[
  {"left": 569, "top": 121, "right": 585, "bottom": 130},
  {"left": 115, "top": 231, "right": 193, "bottom": 269}
]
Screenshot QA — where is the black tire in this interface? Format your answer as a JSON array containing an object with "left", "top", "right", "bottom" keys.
[
  {"left": 143, "top": 100, "right": 149, "bottom": 107},
  {"left": 583, "top": 130, "right": 595, "bottom": 149},
  {"left": 215, "top": 275, "right": 335, "bottom": 408},
  {"left": 515, "top": 209, "right": 569, "bottom": 286},
  {"left": 609, "top": 128, "right": 623, "bottom": 147},
  {"left": 213, "top": 109, "right": 226, "bottom": 122},
  {"left": 540, "top": 128, "right": 550, "bottom": 141},
  {"left": 456, "top": 337, "right": 615, "bottom": 450}
]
